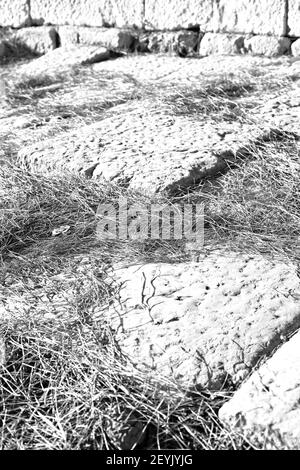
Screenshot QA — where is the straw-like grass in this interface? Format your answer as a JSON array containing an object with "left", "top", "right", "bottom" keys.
[
  {"left": 177, "top": 132, "right": 300, "bottom": 264},
  {"left": 0, "top": 315, "right": 286, "bottom": 450}
]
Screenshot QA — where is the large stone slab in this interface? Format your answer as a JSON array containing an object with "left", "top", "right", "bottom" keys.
[
  {"left": 0, "top": 0, "right": 30, "bottom": 27},
  {"left": 219, "top": 330, "right": 300, "bottom": 448},
  {"left": 144, "top": 0, "right": 287, "bottom": 35},
  {"left": 17, "top": 45, "right": 111, "bottom": 77},
  {"left": 30, "top": 0, "right": 144, "bottom": 28},
  {"left": 58, "top": 26, "right": 135, "bottom": 51},
  {"left": 104, "top": 255, "right": 300, "bottom": 388},
  {"left": 288, "top": 0, "right": 300, "bottom": 36},
  {"left": 17, "top": 100, "right": 272, "bottom": 194},
  {"left": 12, "top": 26, "right": 58, "bottom": 55}
]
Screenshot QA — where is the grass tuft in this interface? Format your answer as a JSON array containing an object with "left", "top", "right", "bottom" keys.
[{"left": 0, "top": 316, "right": 259, "bottom": 450}]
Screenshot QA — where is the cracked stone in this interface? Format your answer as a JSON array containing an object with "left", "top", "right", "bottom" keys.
[{"left": 101, "top": 254, "right": 300, "bottom": 388}]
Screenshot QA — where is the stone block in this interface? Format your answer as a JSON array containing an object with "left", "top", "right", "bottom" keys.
[
  {"left": 0, "top": 0, "right": 30, "bottom": 27},
  {"left": 288, "top": 0, "right": 300, "bottom": 36},
  {"left": 58, "top": 26, "right": 134, "bottom": 50},
  {"left": 146, "top": 31, "right": 200, "bottom": 56},
  {"left": 199, "top": 33, "right": 245, "bottom": 55},
  {"left": 291, "top": 38, "right": 300, "bottom": 57},
  {"left": 145, "top": 0, "right": 287, "bottom": 35},
  {"left": 245, "top": 35, "right": 291, "bottom": 57},
  {"left": 13, "top": 26, "right": 58, "bottom": 55},
  {"left": 30, "top": 0, "right": 144, "bottom": 28}
]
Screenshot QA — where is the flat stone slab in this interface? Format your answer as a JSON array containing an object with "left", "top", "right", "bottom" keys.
[
  {"left": 94, "top": 54, "right": 298, "bottom": 85},
  {"left": 219, "top": 330, "right": 300, "bottom": 448},
  {"left": 103, "top": 254, "right": 300, "bottom": 388},
  {"left": 18, "top": 45, "right": 111, "bottom": 77},
  {"left": 18, "top": 98, "right": 273, "bottom": 194}
]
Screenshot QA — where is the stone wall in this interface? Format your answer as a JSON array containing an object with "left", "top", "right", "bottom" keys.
[
  {"left": 0, "top": 0, "right": 300, "bottom": 57},
  {"left": 0, "top": 0, "right": 294, "bottom": 33}
]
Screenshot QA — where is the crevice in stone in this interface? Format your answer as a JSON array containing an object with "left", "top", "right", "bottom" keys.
[
  {"left": 165, "top": 129, "right": 300, "bottom": 196},
  {"left": 55, "top": 30, "right": 61, "bottom": 48},
  {"left": 285, "top": 0, "right": 290, "bottom": 36}
]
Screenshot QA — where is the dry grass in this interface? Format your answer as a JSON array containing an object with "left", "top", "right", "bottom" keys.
[
  {"left": 0, "top": 163, "right": 189, "bottom": 265},
  {"left": 177, "top": 132, "right": 300, "bottom": 264},
  {"left": 0, "top": 316, "right": 255, "bottom": 450},
  {"left": 5, "top": 305, "right": 291, "bottom": 451}
]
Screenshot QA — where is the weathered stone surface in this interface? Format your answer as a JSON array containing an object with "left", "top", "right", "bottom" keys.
[
  {"left": 219, "top": 330, "right": 300, "bottom": 447},
  {"left": 253, "top": 90, "right": 300, "bottom": 134},
  {"left": 17, "top": 98, "right": 272, "bottom": 194},
  {"left": 0, "top": 0, "right": 30, "bottom": 27},
  {"left": 2, "top": 55, "right": 297, "bottom": 157},
  {"left": 57, "top": 26, "right": 80, "bottom": 46},
  {"left": 209, "top": 0, "right": 287, "bottom": 35},
  {"left": 12, "top": 26, "right": 58, "bottom": 55},
  {"left": 199, "top": 33, "right": 244, "bottom": 56},
  {"left": 145, "top": 0, "right": 213, "bottom": 30},
  {"left": 291, "top": 39, "right": 300, "bottom": 57},
  {"left": 95, "top": 54, "right": 296, "bottom": 88},
  {"left": 288, "top": 0, "right": 300, "bottom": 36},
  {"left": 145, "top": 0, "right": 286, "bottom": 35},
  {"left": 244, "top": 35, "right": 291, "bottom": 57},
  {"left": 78, "top": 27, "right": 134, "bottom": 51},
  {"left": 103, "top": 256, "right": 300, "bottom": 388},
  {"left": 30, "top": 0, "right": 144, "bottom": 28},
  {"left": 18, "top": 45, "right": 111, "bottom": 77},
  {"left": 146, "top": 31, "right": 200, "bottom": 56},
  {"left": 58, "top": 26, "right": 134, "bottom": 51}
]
